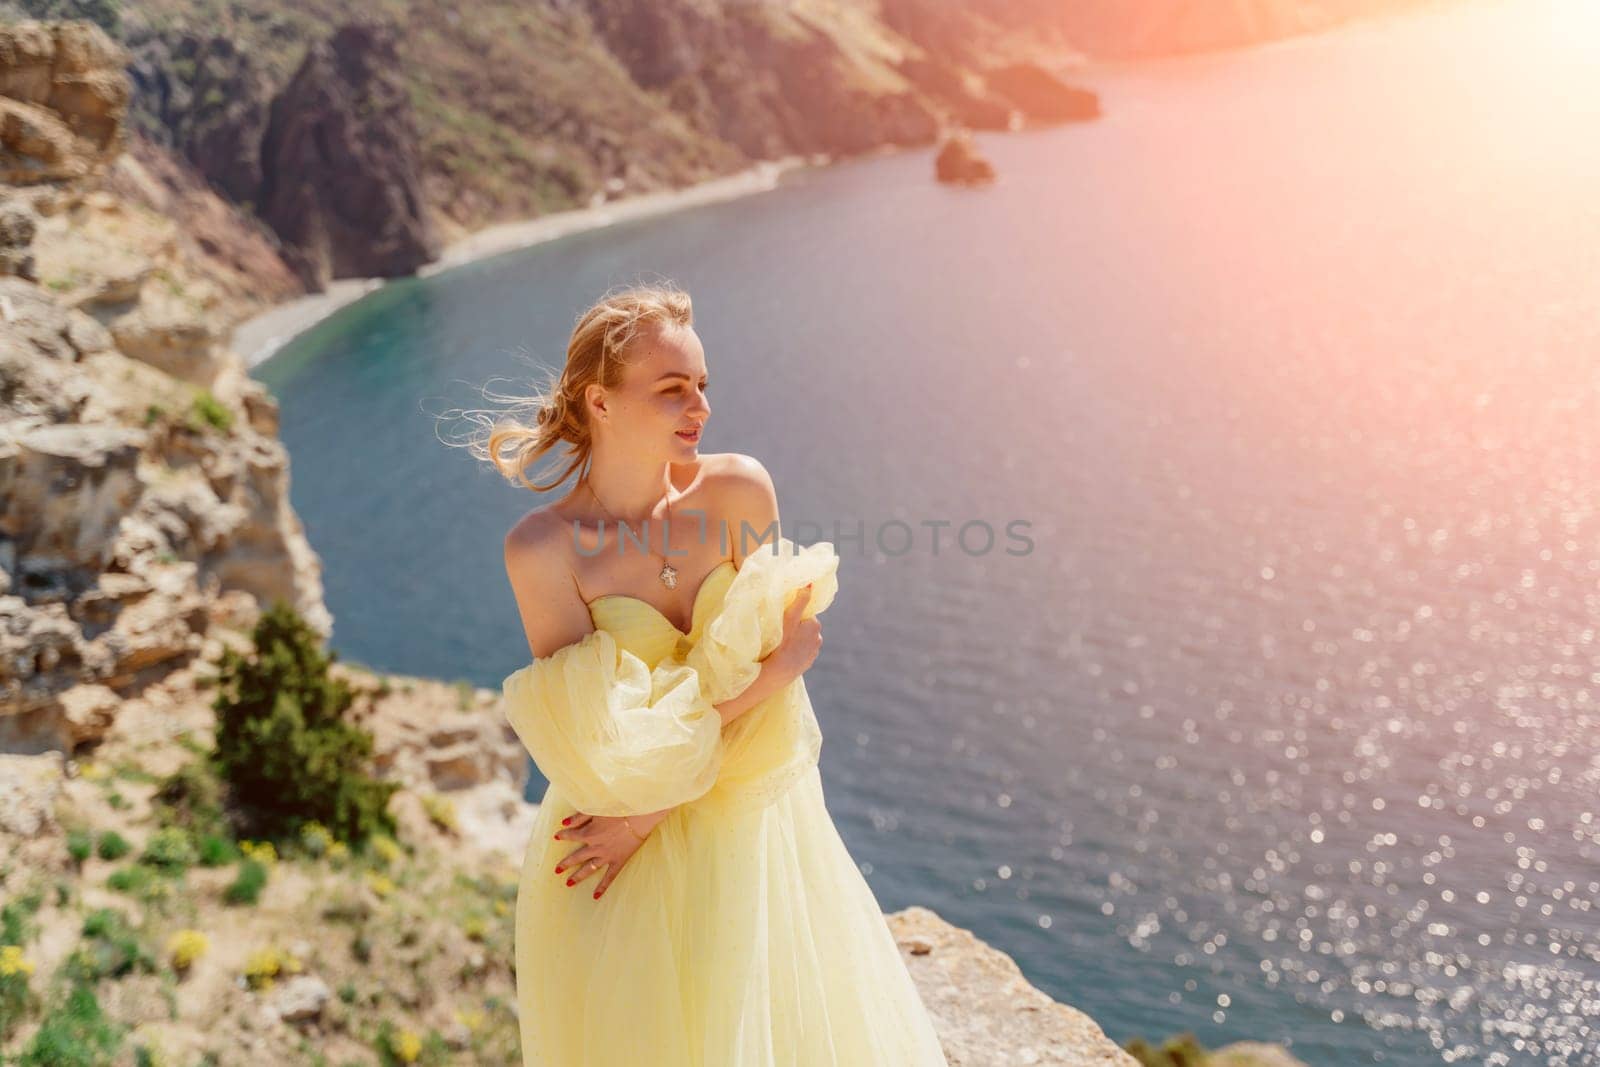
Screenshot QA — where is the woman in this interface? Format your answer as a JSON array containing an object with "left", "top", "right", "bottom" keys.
[{"left": 478, "top": 283, "right": 948, "bottom": 1065}]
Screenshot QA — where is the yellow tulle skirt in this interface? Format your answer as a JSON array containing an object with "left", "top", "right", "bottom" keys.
[{"left": 514, "top": 766, "right": 949, "bottom": 1065}]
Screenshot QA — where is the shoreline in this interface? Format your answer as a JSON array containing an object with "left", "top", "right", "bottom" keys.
[{"left": 229, "top": 152, "right": 823, "bottom": 370}]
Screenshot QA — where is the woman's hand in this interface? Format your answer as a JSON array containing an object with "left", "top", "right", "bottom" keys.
[
  {"left": 762, "top": 583, "right": 823, "bottom": 685},
  {"left": 552, "top": 808, "right": 666, "bottom": 900}
]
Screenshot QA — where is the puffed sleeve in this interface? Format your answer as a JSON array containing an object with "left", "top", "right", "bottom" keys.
[
  {"left": 682, "top": 537, "right": 841, "bottom": 816},
  {"left": 500, "top": 628, "right": 723, "bottom": 817}
]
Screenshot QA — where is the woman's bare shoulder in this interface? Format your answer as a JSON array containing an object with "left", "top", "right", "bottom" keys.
[
  {"left": 503, "top": 504, "right": 576, "bottom": 594},
  {"left": 503, "top": 504, "right": 594, "bottom": 659},
  {"left": 697, "top": 451, "right": 775, "bottom": 497},
  {"left": 697, "top": 453, "right": 780, "bottom": 559},
  {"left": 505, "top": 502, "right": 562, "bottom": 556}
]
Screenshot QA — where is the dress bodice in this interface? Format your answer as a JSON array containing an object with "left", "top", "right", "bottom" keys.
[
  {"left": 585, "top": 559, "right": 739, "bottom": 669},
  {"left": 502, "top": 536, "right": 840, "bottom": 819}
]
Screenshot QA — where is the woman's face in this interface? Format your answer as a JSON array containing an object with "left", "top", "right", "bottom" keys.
[{"left": 591, "top": 322, "right": 710, "bottom": 461}]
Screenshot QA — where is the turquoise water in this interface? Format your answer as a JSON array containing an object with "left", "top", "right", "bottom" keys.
[{"left": 254, "top": 1, "right": 1600, "bottom": 1061}]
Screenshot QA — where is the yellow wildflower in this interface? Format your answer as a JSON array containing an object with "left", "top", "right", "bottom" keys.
[
  {"left": 394, "top": 1028, "right": 422, "bottom": 1062},
  {"left": 239, "top": 840, "right": 279, "bottom": 867},
  {"left": 243, "top": 946, "right": 281, "bottom": 990},
  {"left": 0, "top": 944, "right": 35, "bottom": 977},
  {"left": 165, "top": 929, "right": 209, "bottom": 971}
]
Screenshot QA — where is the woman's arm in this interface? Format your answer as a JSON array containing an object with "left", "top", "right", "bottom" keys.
[
  {"left": 715, "top": 649, "right": 799, "bottom": 728},
  {"left": 621, "top": 653, "right": 799, "bottom": 832}
]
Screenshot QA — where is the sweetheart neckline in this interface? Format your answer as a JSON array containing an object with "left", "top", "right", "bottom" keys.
[{"left": 583, "top": 559, "right": 738, "bottom": 637}]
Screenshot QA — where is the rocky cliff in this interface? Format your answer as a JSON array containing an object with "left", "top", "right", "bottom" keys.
[{"left": 1, "top": 21, "right": 327, "bottom": 751}]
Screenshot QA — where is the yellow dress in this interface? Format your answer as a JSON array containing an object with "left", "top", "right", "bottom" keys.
[{"left": 501, "top": 537, "right": 949, "bottom": 1066}]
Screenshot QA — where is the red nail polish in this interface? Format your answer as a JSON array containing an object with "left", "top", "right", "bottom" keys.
[
  {"left": 593, "top": 890, "right": 602, "bottom": 899},
  {"left": 561, "top": 817, "right": 571, "bottom": 825},
  {"left": 555, "top": 866, "right": 563, "bottom": 874},
  {"left": 566, "top": 878, "right": 574, "bottom": 886}
]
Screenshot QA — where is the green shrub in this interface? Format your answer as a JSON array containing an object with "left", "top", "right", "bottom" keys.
[
  {"left": 66, "top": 909, "right": 154, "bottom": 983},
  {"left": 65, "top": 829, "right": 93, "bottom": 865},
  {"left": 105, "top": 867, "right": 143, "bottom": 894},
  {"left": 96, "top": 831, "right": 131, "bottom": 861},
  {"left": 104, "top": 865, "right": 169, "bottom": 906},
  {"left": 18, "top": 982, "right": 124, "bottom": 1066},
  {"left": 185, "top": 390, "right": 233, "bottom": 433},
  {"left": 1, "top": 887, "right": 44, "bottom": 945},
  {"left": 139, "top": 828, "right": 198, "bottom": 873},
  {"left": 210, "top": 601, "right": 399, "bottom": 848},
  {"left": 223, "top": 859, "right": 268, "bottom": 907},
  {"left": 195, "top": 833, "right": 238, "bottom": 867}
]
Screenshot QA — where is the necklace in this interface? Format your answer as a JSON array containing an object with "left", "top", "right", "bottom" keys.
[{"left": 586, "top": 481, "right": 680, "bottom": 589}]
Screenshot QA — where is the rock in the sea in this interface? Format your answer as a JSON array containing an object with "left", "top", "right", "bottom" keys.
[{"left": 935, "top": 131, "right": 996, "bottom": 186}]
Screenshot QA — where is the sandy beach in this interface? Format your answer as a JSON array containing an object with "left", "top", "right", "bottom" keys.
[{"left": 229, "top": 153, "right": 819, "bottom": 370}]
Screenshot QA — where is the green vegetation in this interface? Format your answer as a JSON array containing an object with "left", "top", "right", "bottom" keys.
[
  {"left": 222, "top": 858, "right": 268, "bottom": 906},
  {"left": 1125, "top": 1030, "right": 1229, "bottom": 1066},
  {"left": 15, "top": 982, "right": 124, "bottom": 1066},
  {"left": 94, "top": 831, "right": 130, "bottom": 862},
  {"left": 185, "top": 389, "right": 233, "bottom": 433},
  {"left": 0, "top": 503, "right": 524, "bottom": 1059},
  {"left": 211, "top": 600, "right": 400, "bottom": 848},
  {"left": 64, "top": 829, "right": 93, "bottom": 865},
  {"left": 138, "top": 826, "right": 198, "bottom": 872},
  {"left": 66, "top": 909, "right": 155, "bottom": 984},
  {"left": 11, "top": 0, "right": 123, "bottom": 37}
]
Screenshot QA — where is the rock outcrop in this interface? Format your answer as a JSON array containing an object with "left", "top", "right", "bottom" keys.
[
  {"left": 0, "top": 20, "right": 130, "bottom": 186},
  {"left": 1, "top": 20, "right": 329, "bottom": 753},
  {"left": 123, "top": 17, "right": 439, "bottom": 295},
  {"left": 254, "top": 20, "right": 439, "bottom": 292},
  {"left": 893, "top": 905, "right": 1139, "bottom": 1064}
]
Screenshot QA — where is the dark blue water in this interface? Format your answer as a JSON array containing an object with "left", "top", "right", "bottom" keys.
[{"left": 254, "top": 1, "right": 1600, "bottom": 1062}]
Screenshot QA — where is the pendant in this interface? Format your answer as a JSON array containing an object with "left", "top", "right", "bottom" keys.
[{"left": 658, "top": 562, "right": 679, "bottom": 589}]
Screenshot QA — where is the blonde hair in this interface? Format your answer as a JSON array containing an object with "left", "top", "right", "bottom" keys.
[{"left": 447, "top": 282, "right": 695, "bottom": 493}]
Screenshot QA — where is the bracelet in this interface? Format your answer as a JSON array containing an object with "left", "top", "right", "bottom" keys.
[{"left": 621, "top": 816, "right": 647, "bottom": 843}]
